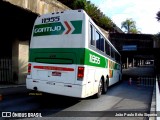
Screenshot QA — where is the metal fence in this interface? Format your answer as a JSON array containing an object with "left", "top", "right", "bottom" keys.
[
  {"left": 0, "top": 58, "right": 12, "bottom": 83},
  {"left": 136, "top": 77, "right": 156, "bottom": 87}
]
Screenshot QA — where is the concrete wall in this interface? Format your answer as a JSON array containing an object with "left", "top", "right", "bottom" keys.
[
  {"left": 4, "top": 0, "right": 70, "bottom": 84},
  {"left": 5, "top": 0, "right": 70, "bottom": 14},
  {"left": 99, "top": 27, "right": 109, "bottom": 39},
  {"left": 12, "top": 39, "right": 19, "bottom": 83}
]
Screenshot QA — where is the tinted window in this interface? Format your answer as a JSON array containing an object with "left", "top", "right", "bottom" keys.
[
  {"left": 96, "top": 31, "right": 100, "bottom": 50},
  {"left": 105, "top": 40, "right": 111, "bottom": 56},
  {"left": 111, "top": 47, "right": 115, "bottom": 59},
  {"left": 90, "top": 24, "right": 95, "bottom": 46},
  {"left": 100, "top": 37, "right": 104, "bottom": 52},
  {"left": 115, "top": 52, "right": 121, "bottom": 63}
]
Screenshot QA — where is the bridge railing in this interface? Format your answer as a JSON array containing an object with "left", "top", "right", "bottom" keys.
[
  {"left": 156, "top": 76, "right": 160, "bottom": 120},
  {"left": 136, "top": 77, "right": 156, "bottom": 87},
  {"left": 0, "top": 58, "right": 12, "bottom": 84}
]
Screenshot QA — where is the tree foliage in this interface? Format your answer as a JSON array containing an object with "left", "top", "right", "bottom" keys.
[
  {"left": 57, "top": 0, "right": 77, "bottom": 8},
  {"left": 73, "top": 0, "right": 87, "bottom": 9},
  {"left": 58, "top": 0, "right": 119, "bottom": 32},
  {"left": 156, "top": 11, "right": 160, "bottom": 21},
  {"left": 153, "top": 32, "right": 160, "bottom": 41},
  {"left": 121, "top": 18, "right": 140, "bottom": 34}
]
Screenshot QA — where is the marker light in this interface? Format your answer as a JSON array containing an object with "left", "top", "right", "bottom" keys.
[
  {"left": 77, "top": 66, "right": 84, "bottom": 80},
  {"left": 28, "top": 63, "right": 32, "bottom": 74}
]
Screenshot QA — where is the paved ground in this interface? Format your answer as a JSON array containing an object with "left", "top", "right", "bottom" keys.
[
  {"left": 0, "top": 65, "right": 155, "bottom": 120},
  {"left": 0, "top": 81, "right": 153, "bottom": 120}
]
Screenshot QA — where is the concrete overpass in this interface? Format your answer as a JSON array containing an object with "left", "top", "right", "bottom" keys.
[
  {"left": 0, "top": 0, "right": 70, "bottom": 84},
  {"left": 110, "top": 33, "right": 160, "bottom": 74}
]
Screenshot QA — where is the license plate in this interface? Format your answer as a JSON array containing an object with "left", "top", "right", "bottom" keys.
[{"left": 52, "top": 71, "right": 61, "bottom": 76}]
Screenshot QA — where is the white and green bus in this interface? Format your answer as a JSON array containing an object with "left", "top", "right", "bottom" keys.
[{"left": 26, "top": 9, "right": 121, "bottom": 98}]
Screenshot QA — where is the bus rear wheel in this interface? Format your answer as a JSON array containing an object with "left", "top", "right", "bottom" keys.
[
  {"left": 102, "top": 80, "right": 108, "bottom": 94},
  {"left": 94, "top": 79, "right": 103, "bottom": 98}
]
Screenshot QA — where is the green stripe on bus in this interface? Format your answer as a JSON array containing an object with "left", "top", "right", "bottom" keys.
[
  {"left": 71, "top": 20, "right": 83, "bottom": 34},
  {"left": 84, "top": 49, "right": 108, "bottom": 68},
  {"left": 29, "top": 48, "right": 109, "bottom": 68}
]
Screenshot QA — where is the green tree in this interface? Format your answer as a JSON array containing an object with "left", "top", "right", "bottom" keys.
[
  {"left": 129, "top": 28, "right": 141, "bottom": 34},
  {"left": 73, "top": 0, "right": 114, "bottom": 31},
  {"left": 153, "top": 33, "right": 160, "bottom": 48},
  {"left": 72, "top": 0, "right": 87, "bottom": 9},
  {"left": 153, "top": 32, "right": 160, "bottom": 40},
  {"left": 121, "top": 18, "right": 138, "bottom": 33},
  {"left": 156, "top": 11, "right": 160, "bottom": 21},
  {"left": 58, "top": 0, "right": 121, "bottom": 32},
  {"left": 83, "top": 1, "right": 99, "bottom": 22}
]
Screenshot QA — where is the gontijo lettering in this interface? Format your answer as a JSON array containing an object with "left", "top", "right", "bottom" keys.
[
  {"left": 34, "top": 26, "right": 61, "bottom": 33},
  {"left": 33, "top": 22, "right": 65, "bottom": 36}
]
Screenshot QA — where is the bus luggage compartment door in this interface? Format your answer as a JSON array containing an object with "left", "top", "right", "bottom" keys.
[{"left": 32, "top": 64, "right": 76, "bottom": 84}]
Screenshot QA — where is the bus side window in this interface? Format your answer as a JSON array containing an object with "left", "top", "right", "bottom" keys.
[
  {"left": 90, "top": 24, "right": 95, "bottom": 46},
  {"left": 100, "top": 37, "right": 104, "bottom": 52},
  {"left": 111, "top": 47, "right": 115, "bottom": 59},
  {"left": 115, "top": 53, "right": 121, "bottom": 64},
  {"left": 95, "top": 31, "right": 101, "bottom": 50},
  {"left": 115, "top": 52, "right": 118, "bottom": 63},
  {"left": 105, "top": 40, "right": 111, "bottom": 56}
]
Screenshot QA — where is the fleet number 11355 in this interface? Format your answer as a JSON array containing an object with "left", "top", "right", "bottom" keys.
[{"left": 89, "top": 54, "right": 100, "bottom": 64}]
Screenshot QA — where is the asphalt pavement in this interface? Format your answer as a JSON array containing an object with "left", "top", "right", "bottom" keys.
[
  {"left": 0, "top": 65, "right": 155, "bottom": 120},
  {"left": 0, "top": 81, "right": 154, "bottom": 120}
]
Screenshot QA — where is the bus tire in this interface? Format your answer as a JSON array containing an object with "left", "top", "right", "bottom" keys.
[
  {"left": 94, "top": 79, "right": 103, "bottom": 98},
  {"left": 102, "top": 79, "right": 108, "bottom": 94}
]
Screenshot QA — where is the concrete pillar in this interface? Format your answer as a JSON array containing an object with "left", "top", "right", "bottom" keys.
[
  {"left": 126, "top": 57, "right": 129, "bottom": 69},
  {"left": 18, "top": 41, "right": 29, "bottom": 84},
  {"left": 12, "top": 38, "right": 29, "bottom": 84},
  {"left": 133, "top": 58, "right": 134, "bottom": 67},
  {"left": 12, "top": 39, "right": 19, "bottom": 83},
  {"left": 138, "top": 60, "right": 140, "bottom": 66},
  {"left": 140, "top": 60, "right": 142, "bottom": 66},
  {"left": 142, "top": 60, "right": 144, "bottom": 65}
]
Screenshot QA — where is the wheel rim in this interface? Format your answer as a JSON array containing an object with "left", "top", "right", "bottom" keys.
[{"left": 99, "top": 80, "right": 103, "bottom": 95}]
